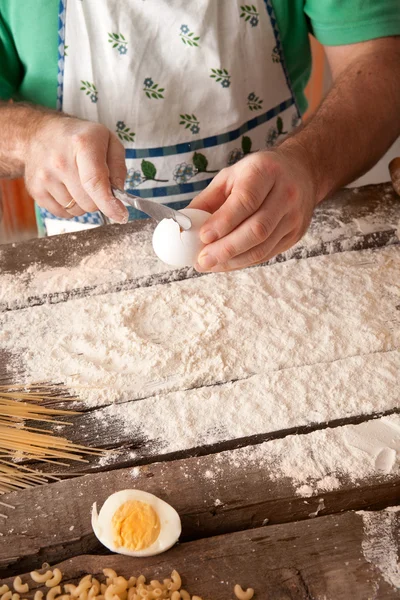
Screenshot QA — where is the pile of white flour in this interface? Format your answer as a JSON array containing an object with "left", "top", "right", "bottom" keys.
[
  {"left": 165, "top": 414, "right": 400, "bottom": 496},
  {"left": 1, "top": 246, "right": 399, "bottom": 406},
  {"left": 0, "top": 240, "right": 399, "bottom": 492}
]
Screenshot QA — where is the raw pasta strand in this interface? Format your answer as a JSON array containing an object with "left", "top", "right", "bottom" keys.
[{"left": 0, "top": 385, "right": 105, "bottom": 493}]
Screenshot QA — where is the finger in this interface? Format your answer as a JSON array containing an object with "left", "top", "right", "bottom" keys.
[
  {"left": 76, "top": 137, "right": 128, "bottom": 223},
  {"left": 189, "top": 169, "right": 231, "bottom": 215},
  {"left": 196, "top": 192, "right": 287, "bottom": 269},
  {"left": 196, "top": 217, "right": 292, "bottom": 272},
  {"left": 46, "top": 182, "right": 86, "bottom": 217},
  {"left": 107, "top": 133, "right": 128, "bottom": 190},
  {"left": 225, "top": 231, "right": 297, "bottom": 272},
  {"left": 198, "top": 164, "right": 275, "bottom": 244},
  {"left": 35, "top": 193, "right": 74, "bottom": 220},
  {"left": 260, "top": 230, "right": 298, "bottom": 264},
  {"left": 63, "top": 178, "right": 99, "bottom": 214}
]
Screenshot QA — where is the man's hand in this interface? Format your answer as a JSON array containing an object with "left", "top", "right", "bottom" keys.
[
  {"left": 24, "top": 114, "right": 128, "bottom": 222},
  {"left": 190, "top": 147, "right": 316, "bottom": 272},
  {"left": 0, "top": 103, "right": 128, "bottom": 222},
  {"left": 191, "top": 36, "right": 400, "bottom": 273}
]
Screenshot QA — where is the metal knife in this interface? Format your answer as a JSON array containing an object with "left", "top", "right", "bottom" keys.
[{"left": 111, "top": 187, "right": 192, "bottom": 230}]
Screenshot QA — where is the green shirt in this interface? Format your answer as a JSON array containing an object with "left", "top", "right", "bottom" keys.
[
  {"left": 1, "top": 1, "right": 400, "bottom": 114},
  {"left": 2, "top": 0, "right": 400, "bottom": 238}
]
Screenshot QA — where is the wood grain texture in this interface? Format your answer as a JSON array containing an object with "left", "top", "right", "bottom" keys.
[
  {"left": 1, "top": 183, "right": 399, "bottom": 312},
  {"left": 0, "top": 183, "right": 397, "bottom": 275},
  {"left": 0, "top": 219, "right": 147, "bottom": 275},
  {"left": 1, "top": 445, "right": 399, "bottom": 576},
  {"left": 2, "top": 510, "right": 399, "bottom": 599},
  {"left": 16, "top": 353, "right": 400, "bottom": 475},
  {"left": 1, "top": 183, "right": 399, "bottom": 590}
]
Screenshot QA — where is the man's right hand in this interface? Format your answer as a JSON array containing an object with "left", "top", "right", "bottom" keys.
[{"left": 22, "top": 112, "right": 129, "bottom": 222}]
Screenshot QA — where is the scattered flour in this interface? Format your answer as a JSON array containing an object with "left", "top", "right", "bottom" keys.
[
  {"left": 296, "top": 485, "right": 315, "bottom": 498},
  {"left": 192, "top": 415, "right": 400, "bottom": 496},
  {"left": 359, "top": 507, "right": 400, "bottom": 590},
  {"left": 130, "top": 467, "right": 140, "bottom": 479},
  {"left": 96, "top": 450, "right": 122, "bottom": 468},
  {"left": 1, "top": 189, "right": 399, "bottom": 309},
  {"left": 1, "top": 246, "right": 399, "bottom": 409},
  {"left": 88, "top": 350, "right": 400, "bottom": 463},
  {"left": 0, "top": 224, "right": 170, "bottom": 308},
  {"left": 0, "top": 218, "right": 400, "bottom": 494}
]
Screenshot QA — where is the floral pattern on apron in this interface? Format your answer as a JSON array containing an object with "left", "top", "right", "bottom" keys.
[{"left": 38, "top": 0, "right": 301, "bottom": 234}]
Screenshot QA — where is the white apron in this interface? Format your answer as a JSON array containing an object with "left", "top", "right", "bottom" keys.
[{"left": 39, "top": 0, "right": 300, "bottom": 233}]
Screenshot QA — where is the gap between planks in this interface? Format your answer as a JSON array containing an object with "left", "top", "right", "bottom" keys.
[
  {"left": 24, "top": 404, "right": 400, "bottom": 478},
  {"left": 2, "top": 345, "right": 398, "bottom": 415},
  {"left": 0, "top": 421, "right": 399, "bottom": 576},
  {"left": 1, "top": 510, "right": 399, "bottom": 599},
  {"left": 0, "top": 229, "right": 397, "bottom": 313},
  {"left": 6, "top": 348, "right": 400, "bottom": 475}
]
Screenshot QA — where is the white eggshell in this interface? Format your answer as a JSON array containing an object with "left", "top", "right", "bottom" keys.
[
  {"left": 91, "top": 489, "right": 182, "bottom": 557},
  {"left": 152, "top": 208, "right": 211, "bottom": 267}
]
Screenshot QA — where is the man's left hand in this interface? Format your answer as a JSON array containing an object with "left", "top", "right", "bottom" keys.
[{"left": 190, "top": 146, "right": 317, "bottom": 272}]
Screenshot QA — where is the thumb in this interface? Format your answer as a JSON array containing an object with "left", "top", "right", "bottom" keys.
[{"left": 189, "top": 169, "right": 230, "bottom": 214}]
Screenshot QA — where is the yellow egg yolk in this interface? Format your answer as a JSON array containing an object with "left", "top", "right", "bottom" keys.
[{"left": 111, "top": 500, "right": 161, "bottom": 550}]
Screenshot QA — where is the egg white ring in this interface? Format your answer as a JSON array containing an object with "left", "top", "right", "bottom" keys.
[{"left": 91, "top": 489, "right": 182, "bottom": 557}]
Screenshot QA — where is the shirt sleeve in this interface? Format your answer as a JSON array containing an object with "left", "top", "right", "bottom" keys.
[
  {"left": 304, "top": 0, "right": 400, "bottom": 46},
  {"left": 0, "top": 9, "right": 23, "bottom": 100}
]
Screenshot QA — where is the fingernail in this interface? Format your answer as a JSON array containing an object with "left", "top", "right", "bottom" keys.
[
  {"left": 115, "top": 207, "right": 129, "bottom": 224},
  {"left": 198, "top": 253, "right": 218, "bottom": 270},
  {"left": 113, "top": 178, "right": 125, "bottom": 190},
  {"left": 201, "top": 229, "right": 218, "bottom": 244}
]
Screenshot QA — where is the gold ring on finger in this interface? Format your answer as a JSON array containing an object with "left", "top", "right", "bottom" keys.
[{"left": 64, "top": 198, "right": 77, "bottom": 210}]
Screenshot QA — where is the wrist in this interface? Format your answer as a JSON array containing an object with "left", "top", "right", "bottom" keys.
[
  {"left": 7, "top": 105, "right": 58, "bottom": 169},
  {"left": 276, "top": 136, "right": 326, "bottom": 205}
]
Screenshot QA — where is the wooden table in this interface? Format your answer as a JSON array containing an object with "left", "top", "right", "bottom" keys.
[{"left": 1, "top": 183, "right": 400, "bottom": 598}]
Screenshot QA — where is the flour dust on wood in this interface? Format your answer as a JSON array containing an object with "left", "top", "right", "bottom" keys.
[
  {"left": 1, "top": 186, "right": 399, "bottom": 308},
  {"left": 1, "top": 246, "right": 399, "bottom": 407},
  {"left": 0, "top": 246, "right": 399, "bottom": 491},
  {"left": 359, "top": 506, "right": 400, "bottom": 590}
]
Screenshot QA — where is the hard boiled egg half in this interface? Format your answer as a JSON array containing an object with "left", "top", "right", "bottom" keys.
[{"left": 91, "top": 489, "right": 181, "bottom": 557}]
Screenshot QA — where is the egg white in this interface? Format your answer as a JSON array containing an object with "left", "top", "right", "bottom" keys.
[{"left": 91, "top": 489, "right": 182, "bottom": 557}]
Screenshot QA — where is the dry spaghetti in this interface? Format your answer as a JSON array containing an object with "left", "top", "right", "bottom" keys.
[{"left": 0, "top": 384, "right": 104, "bottom": 497}]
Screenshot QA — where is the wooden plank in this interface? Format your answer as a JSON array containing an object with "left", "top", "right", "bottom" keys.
[
  {"left": 0, "top": 183, "right": 397, "bottom": 276},
  {"left": 1, "top": 434, "right": 399, "bottom": 575},
  {"left": 20, "top": 350, "right": 400, "bottom": 471},
  {"left": 0, "top": 183, "right": 399, "bottom": 312},
  {"left": 2, "top": 510, "right": 400, "bottom": 599},
  {"left": 0, "top": 219, "right": 147, "bottom": 275},
  {"left": 26, "top": 406, "right": 400, "bottom": 477},
  {"left": 1, "top": 230, "right": 397, "bottom": 313},
  {"left": 2, "top": 242, "right": 400, "bottom": 417}
]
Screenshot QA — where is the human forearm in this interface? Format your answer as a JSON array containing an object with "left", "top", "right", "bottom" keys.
[
  {"left": 190, "top": 39, "right": 400, "bottom": 272},
  {"left": 280, "top": 38, "right": 400, "bottom": 203},
  {"left": 0, "top": 102, "right": 53, "bottom": 178}
]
